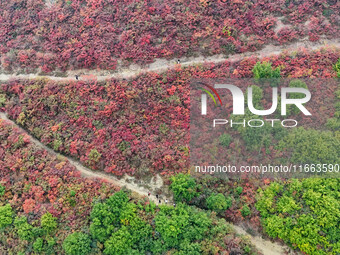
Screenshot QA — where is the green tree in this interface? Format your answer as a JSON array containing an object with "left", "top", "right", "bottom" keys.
[
  {"left": 219, "top": 133, "right": 232, "bottom": 147},
  {"left": 256, "top": 178, "right": 340, "bottom": 255},
  {"left": 155, "top": 204, "right": 189, "bottom": 249},
  {"left": 278, "top": 127, "right": 340, "bottom": 165},
  {"left": 63, "top": 232, "right": 92, "bottom": 255},
  {"left": 104, "top": 227, "right": 133, "bottom": 255},
  {"left": 252, "top": 61, "right": 281, "bottom": 86},
  {"left": 0, "top": 184, "right": 5, "bottom": 196},
  {"left": 33, "top": 237, "right": 44, "bottom": 252},
  {"left": 90, "top": 191, "right": 129, "bottom": 242},
  {"left": 14, "top": 216, "right": 33, "bottom": 241},
  {"left": 88, "top": 148, "right": 101, "bottom": 163},
  {"left": 0, "top": 204, "right": 13, "bottom": 229},
  {"left": 240, "top": 205, "right": 251, "bottom": 217},
  {"left": 41, "top": 212, "right": 57, "bottom": 233},
  {"left": 333, "top": 58, "right": 340, "bottom": 78},
  {"left": 170, "top": 174, "right": 199, "bottom": 202},
  {"left": 206, "top": 193, "right": 232, "bottom": 213}
]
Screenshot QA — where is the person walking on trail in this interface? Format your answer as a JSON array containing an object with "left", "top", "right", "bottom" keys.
[
  {"left": 148, "top": 192, "right": 150, "bottom": 197},
  {"left": 177, "top": 59, "right": 181, "bottom": 64},
  {"left": 156, "top": 194, "right": 159, "bottom": 199},
  {"left": 158, "top": 199, "right": 161, "bottom": 204},
  {"left": 75, "top": 75, "right": 79, "bottom": 80},
  {"left": 165, "top": 199, "right": 168, "bottom": 204}
]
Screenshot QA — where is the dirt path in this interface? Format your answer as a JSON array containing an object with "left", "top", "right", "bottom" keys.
[
  {"left": 0, "top": 36, "right": 318, "bottom": 253},
  {"left": 0, "top": 111, "right": 299, "bottom": 255},
  {"left": 233, "top": 225, "right": 298, "bottom": 255},
  {"left": 0, "top": 112, "right": 164, "bottom": 204},
  {"left": 0, "top": 38, "right": 339, "bottom": 82}
]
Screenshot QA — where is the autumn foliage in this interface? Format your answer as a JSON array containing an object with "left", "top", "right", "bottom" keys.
[
  {"left": 2, "top": 48, "right": 340, "bottom": 178},
  {"left": 0, "top": 0, "right": 339, "bottom": 73}
]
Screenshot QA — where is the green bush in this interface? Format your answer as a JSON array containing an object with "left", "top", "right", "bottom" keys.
[
  {"left": 33, "top": 237, "right": 44, "bottom": 252},
  {"left": 88, "top": 148, "right": 101, "bottom": 163},
  {"left": 117, "top": 141, "right": 130, "bottom": 152},
  {"left": 53, "top": 139, "right": 62, "bottom": 151},
  {"left": 104, "top": 227, "right": 132, "bottom": 255},
  {"left": 155, "top": 203, "right": 211, "bottom": 249},
  {"left": 326, "top": 118, "right": 340, "bottom": 131},
  {"left": 219, "top": 133, "right": 232, "bottom": 147},
  {"left": 252, "top": 61, "right": 281, "bottom": 86},
  {"left": 333, "top": 58, "right": 340, "bottom": 78},
  {"left": 0, "top": 184, "right": 5, "bottom": 196},
  {"left": 0, "top": 94, "right": 6, "bottom": 107},
  {"left": 277, "top": 127, "right": 340, "bottom": 165},
  {"left": 256, "top": 178, "right": 340, "bottom": 255},
  {"left": 159, "top": 123, "right": 169, "bottom": 135},
  {"left": 236, "top": 186, "right": 243, "bottom": 195},
  {"left": 0, "top": 204, "right": 13, "bottom": 229},
  {"left": 240, "top": 205, "right": 251, "bottom": 217},
  {"left": 40, "top": 212, "right": 57, "bottom": 233},
  {"left": 206, "top": 193, "right": 232, "bottom": 213},
  {"left": 14, "top": 216, "right": 33, "bottom": 241},
  {"left": 170, "top": 173, "right": 199, "bottom": 203},
  {"left": 63, "top": 232, "right": 92, "bottom": 255},
  {"left": 90, "top": 190, "right": 130, "bottom": 242}
]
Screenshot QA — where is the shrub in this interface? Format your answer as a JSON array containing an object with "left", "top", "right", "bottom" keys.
[
  {"left": 252, "top": 61, "right": 281, "bottom": 86},
  {"left": 90, "top": 191, "right": 129, "bottom": 242},
  {"left": 53, "top": 139, "right": 63, "bottom": 151},
  {"left": 219, "top": 133, "right": 232, "bottom": 147},
  {"left": 256, "top": 179, "right": 340, "bottom": 255},
  {"left": 277, "top": 127, "right": 340, "bottom": 165},
  {"left": 40, "top": 212, "right": 57, "bottom": 233},
  {"left": 104, "top": 227, "right": 132, "bottom": 255},
  {"left": 0, "top": 94, "right": 6, "bottom": 107},
  {"left": 333, "top": 58, "right": 340, "bottom": 78},
  {"left": 236, "top": 186, "right": 243, "bottom": 195},
  {"left": 0, "top": 204, "right": 13, "bottom": 229},
  {"left": 206, "top": 193, "right": 232, "bottom": 213},
  {"left": 170, "top": 174, "right": 199, "bottom": 203},
  {"left": 240, "top": 205, "right": 251, "bottom": 217},
  {"left": 33, "top": 238, "right": 44, "bottom": 252},
  {"left": 63, "top": 232, "right": 92, "bottom": 255},
  {"left": 88, "top": 149, "right": 101, "bottom": 163},
  {"left": 0, "top": 184, "right": 5, "bottom": 196},
  {"left": 159, "top": 123, "right": 169, "bottom": 135},
  {"left": 117, "top": 141, "right": 130, "bottom": 152},
  {"left": 14, "top": 216, "right": 33, "bottom": 241}
]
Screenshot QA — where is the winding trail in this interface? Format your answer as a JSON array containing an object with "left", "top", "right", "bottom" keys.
[
  {"left": 0, "top": 38, "right": 339, "bottom": 82},
  {"left": 0, "top": 112, "right": 163, "bottom": 204},
  {"left": 0, "top": 37, "right": 322, "bottom": 254},
  {"left": 0, "top": 111, "right": 298, "bottom": 255}
]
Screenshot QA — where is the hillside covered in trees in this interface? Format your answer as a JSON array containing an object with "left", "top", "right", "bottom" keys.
[{"left": 1, "top": 0, "right": 339, "bottom": 254}]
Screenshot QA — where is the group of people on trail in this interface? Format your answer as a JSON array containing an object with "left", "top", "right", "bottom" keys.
[{"left": 148, "top": 192, "right": 175, "bottom": 207}]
